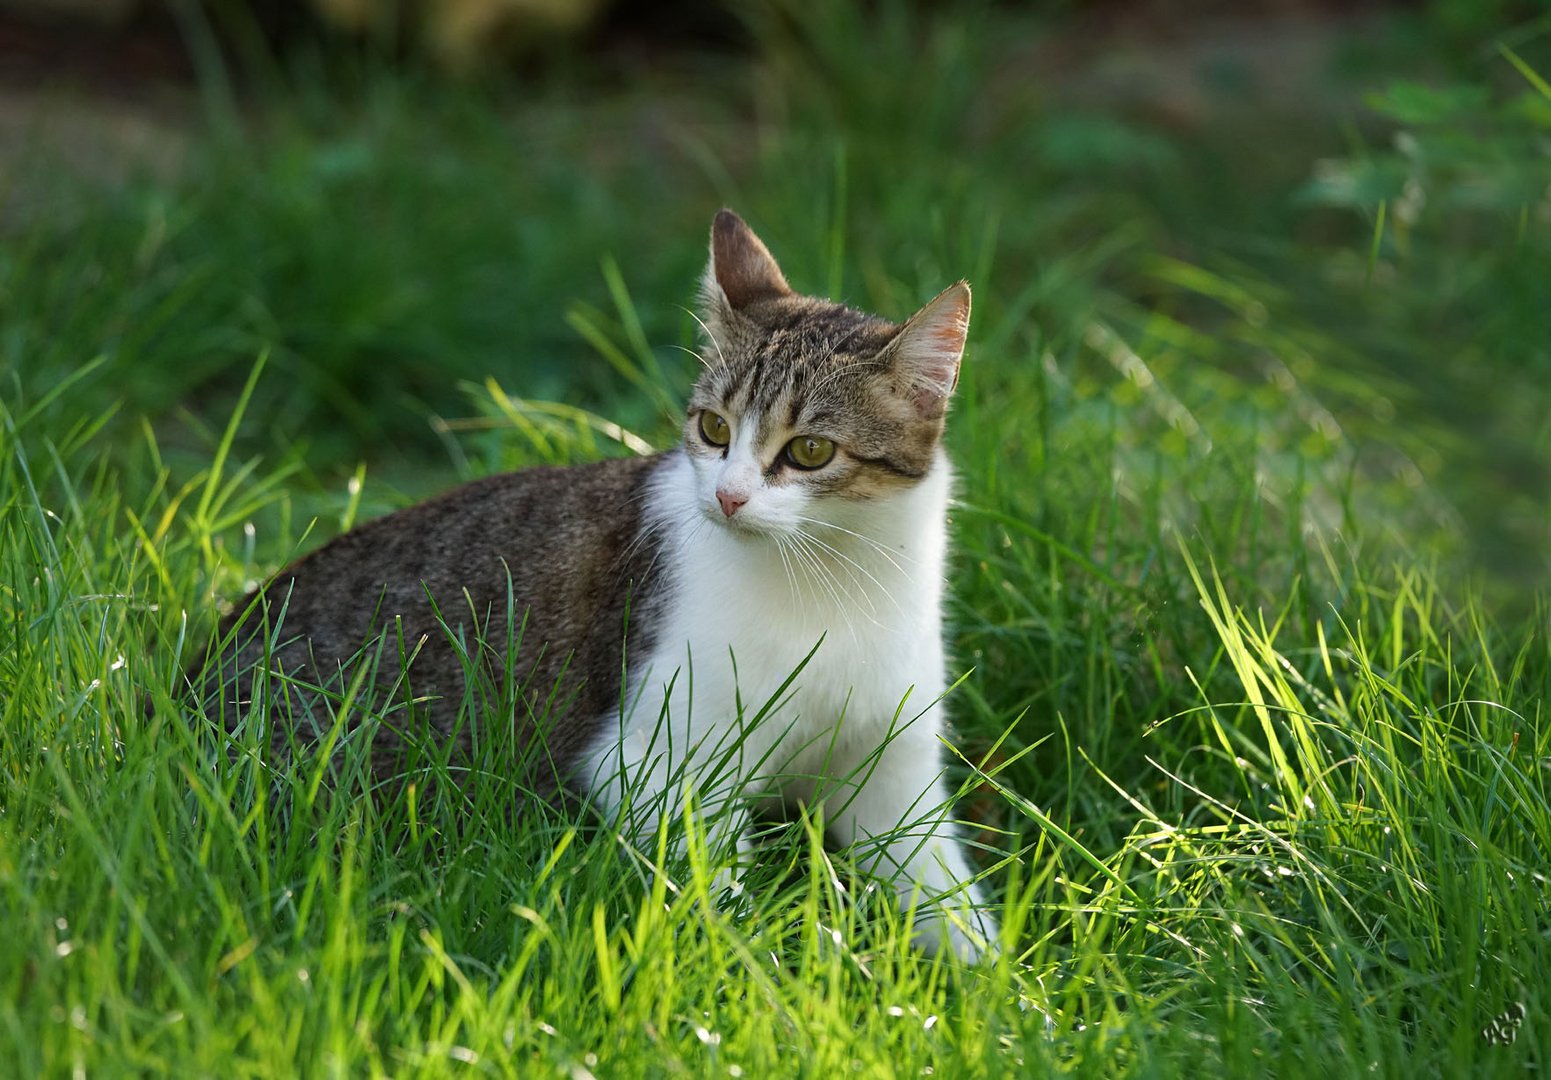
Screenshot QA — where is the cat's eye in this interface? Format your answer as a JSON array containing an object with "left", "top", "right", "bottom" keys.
[
  {"left": 699, "top": 411, "right": 731, "bottom": 447},
  {"left": 785, "top": 435, "right": 836, "bottom": 470}
]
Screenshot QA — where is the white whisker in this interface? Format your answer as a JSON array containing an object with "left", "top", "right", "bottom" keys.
[
  {"left": 669, "top": 343, "right": 716, "bottom": 373},
  {"left": 680, "top": 305, "right": 730, "bottom": 369},
  {"left": 774, "top": 535, "right": 805, "bottom": 616},
  {"left": 808, "top": 354, "right": 888, "bottom": 399},
  {"left": 786, "top": 528, "right": 888, "bottom": 639},
  {"left": 792, "top": 514, "right": 913, "bottom": 574},
  {"left": 794, "top": 528, "right": 902, "bottom": 623}
]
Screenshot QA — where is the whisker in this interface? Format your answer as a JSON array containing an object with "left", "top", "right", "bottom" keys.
[
  {"left": 797, "top": 528, "right": 902, "bottom": 620},
  {"left": 788, "top": 529, "right": 887, "bottom": 638},
  {"left": 680, "top": 305, "right": 730, "bottom": 370},
  {"left": 774, "top": 535, "right": 805, "bottom": 615},
  {"left": 817, "top": 322, "right": 868, "bottom": 367},
  {"left": 782, "top": 530, "right": 842, "bottom": 614},
  {"left": 668, "top": 343, "right": 716, "bottom": 373},
  {"left": 792, "top": 514, "right": 913, "bottom": 574},
  {"left": 808, "top": 355, "right": 889, "bottom": 399}
]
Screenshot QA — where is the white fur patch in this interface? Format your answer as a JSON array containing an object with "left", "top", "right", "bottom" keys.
[{"left": 577, "top": 448, "right": 996, "bottom": 959}]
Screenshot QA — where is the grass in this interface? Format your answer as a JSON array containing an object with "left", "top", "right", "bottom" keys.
[{"left": 2, "top": 2, "right": 1549, "bottom": 1075}]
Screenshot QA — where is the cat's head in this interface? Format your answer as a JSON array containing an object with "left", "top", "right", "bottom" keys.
[{"left": 682, "top": 210, "right": 970, "bottom": 537}]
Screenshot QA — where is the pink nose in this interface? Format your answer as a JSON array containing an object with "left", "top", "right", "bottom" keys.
[{"left": 716, "top": 490, "right": 747, "bottom": 518}]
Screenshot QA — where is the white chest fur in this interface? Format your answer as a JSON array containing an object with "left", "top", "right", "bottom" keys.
[
  {"left": 575, "top": 449, "right": 994, "bottom": 960},
  {"left": 580, "top": 449, "right": 952, "bottom": 806}
]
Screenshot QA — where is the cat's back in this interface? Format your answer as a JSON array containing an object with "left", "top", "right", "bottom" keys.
[
  {"left": 196, "top": 452, "right": 674, "bottom": 781},
  {"left": 268, "top": 452, "right": 666, "bottom": 618}
]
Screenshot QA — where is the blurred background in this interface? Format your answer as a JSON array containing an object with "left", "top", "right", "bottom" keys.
[{"left": 2, "top": 0, "right": 1548, "bottom": 604}]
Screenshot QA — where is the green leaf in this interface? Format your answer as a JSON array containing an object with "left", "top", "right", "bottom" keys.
[{"left": 1365, "top": 80, "right": 1488, "bottom": 125}]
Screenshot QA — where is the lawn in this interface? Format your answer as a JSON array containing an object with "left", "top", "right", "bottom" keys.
[{"left": 2, "top": 2, "right": 1548, "bottom": 1075}]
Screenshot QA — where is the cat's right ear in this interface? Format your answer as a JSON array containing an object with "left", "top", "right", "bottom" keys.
[
  {"left": 703, "top": 209, "right": 792, "bottom": 313},
  {"left": 885, "top": 281, "right": 971, "bottom": 420}
]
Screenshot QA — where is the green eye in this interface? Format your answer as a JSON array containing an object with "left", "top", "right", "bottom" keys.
[
  {"left": 785, "top": 435, "right": 836, "bottom": 470},
  {"left": 699, "top": 411, "right": 730, "bottom": 447}
]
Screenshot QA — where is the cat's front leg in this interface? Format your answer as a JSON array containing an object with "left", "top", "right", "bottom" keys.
[
  {"left": 823, "top": 721, "right": 997, "bottom": 962},
  {"left": 579, "top": 717, "right": 753, "bottom": 886}
]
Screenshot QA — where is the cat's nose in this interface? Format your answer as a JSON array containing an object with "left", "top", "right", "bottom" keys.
[{"left": 716, "top": 489, "right": 748, "bottom": 517}]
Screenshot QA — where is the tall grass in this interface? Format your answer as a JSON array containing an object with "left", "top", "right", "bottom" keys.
[{"left": 2, "top": 2, "right": 1548, "bottom": 1074}]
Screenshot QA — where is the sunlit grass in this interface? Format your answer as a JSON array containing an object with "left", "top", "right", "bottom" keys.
[
  {"left": 2, "top": 3, "right": 1549, "bottom": 1074},
  {"left": 5, "top": 297, "right": 1546, "bottom": 1074}
]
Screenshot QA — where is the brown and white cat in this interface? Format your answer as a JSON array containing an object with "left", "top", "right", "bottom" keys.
[{"left": 194, "top": 210, "right": 996, "bottom": 959}]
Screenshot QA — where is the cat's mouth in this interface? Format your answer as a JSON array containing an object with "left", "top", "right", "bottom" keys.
[{"left": 704, "top": 502, "right": 778, "bottom": 538}]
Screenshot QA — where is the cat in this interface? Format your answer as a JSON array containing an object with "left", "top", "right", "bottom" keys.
[{"left": 192, "top": 210, "right": 996, "bottom": 960}]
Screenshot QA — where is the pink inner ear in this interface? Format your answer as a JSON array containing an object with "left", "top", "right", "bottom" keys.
[
  {"left": 896, "top": 284, "right": 970, "bottom": 415},
  {"left": 927, "top": 324, "right": 965, "bottom": 391}
]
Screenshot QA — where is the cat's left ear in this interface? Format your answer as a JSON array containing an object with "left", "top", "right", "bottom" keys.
[
  {"left": 704, "top": 209, "right": 793, "bottom": 312},
  {"left": 886, "top": 282, "right": 971, "bottom": 419}
]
